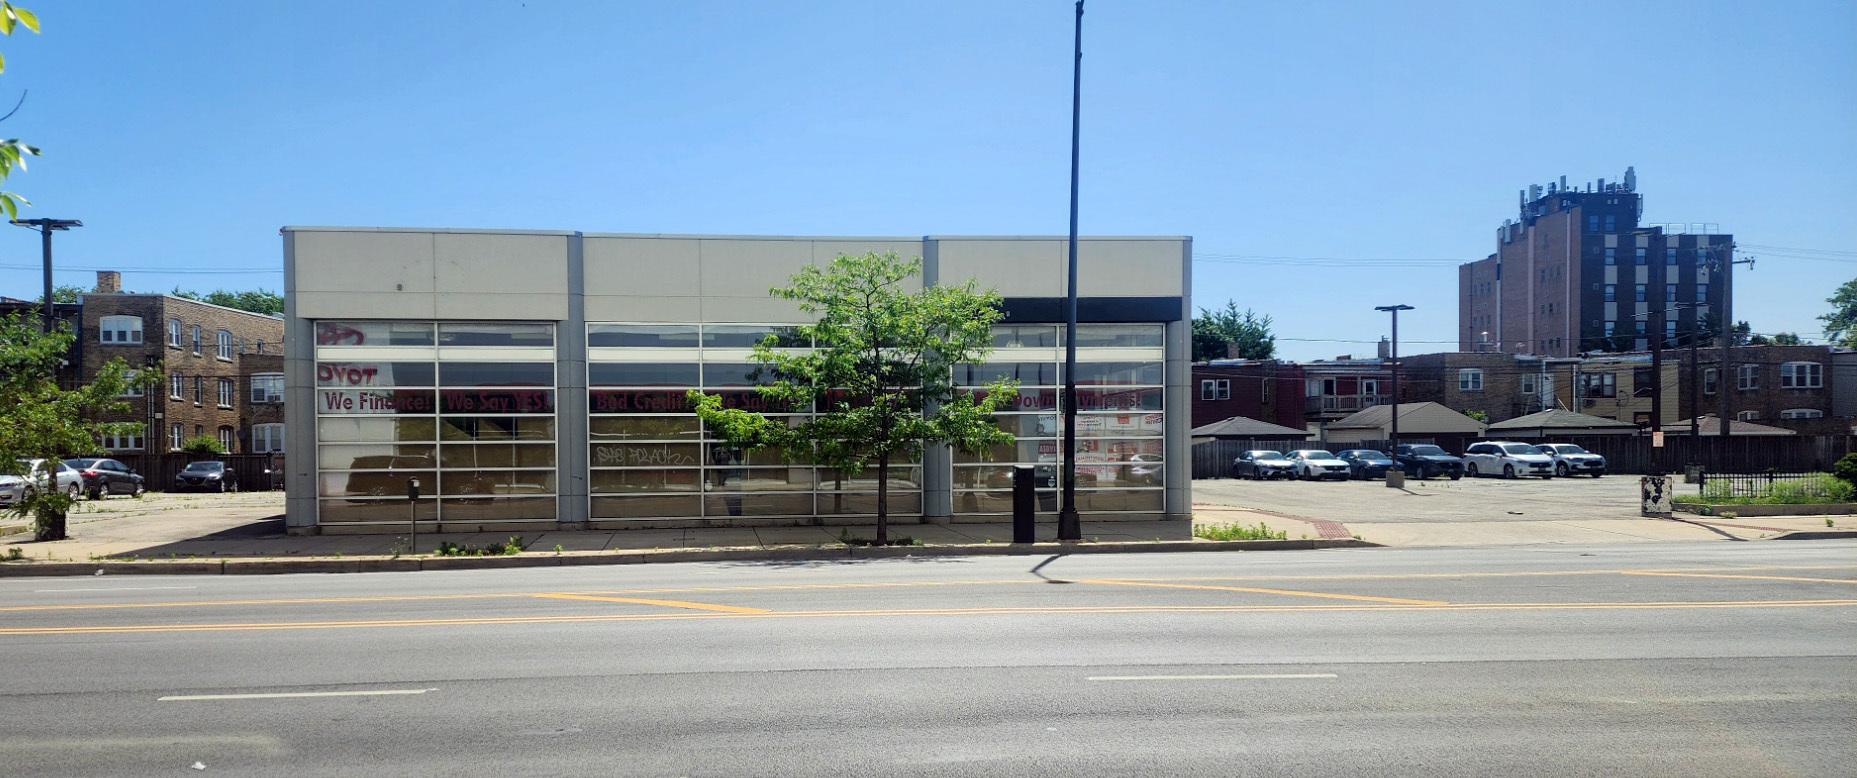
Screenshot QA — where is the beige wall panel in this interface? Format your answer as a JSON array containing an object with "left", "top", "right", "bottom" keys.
[
  {"left": 584, "top": 237, "right": 700, "bottom": 297},
  {"left": 699, "top": 240, "right": 815, "bottom": 297},
  {"left": 435, "top": 293, "right": 567, "bottom": 321},
  {"left": 433, "top": 233, "right": 570, "bottom": 295},
  {"left": 810, "top": 241, "right": 926, "bottom": 292},
  {"left": 1074, "top": 240, "right": 1186, "bottom": 297},
  {"left": 700, "top": 296, "right": 810, "bottom": 323},
  {"left": 296, "top": 291, "right": 438, "bottom": 320},
  {"left": 294, "top": 231, "right": 434, "bottom": 294},
  {"left": 584, "top": 294, "right": 703, "bottom": 322},
  {"left": 937, "top": 240, "right": 1064, "bottom": 297}
]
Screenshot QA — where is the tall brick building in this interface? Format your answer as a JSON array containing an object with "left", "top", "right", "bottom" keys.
[
  {"left": 76, "top": 272, "right": 285, "bottom": 455},
  {"left": 1459, "top": 168, "right": 1731, "bottom": 358}
]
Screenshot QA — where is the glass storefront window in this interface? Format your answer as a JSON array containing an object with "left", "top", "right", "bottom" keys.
[
  {"left": 1070, "top": 324, "right": 1165, "bottom": 348},
  {"left": 317, "top": 321, "right": 434, "bottom": 347},
  {"left": 991, "top": 325, "right": 1058, "bottom": 348},
  {"left": 318, "top": 417, "right": 437, "bottom": 443},
  {"left": 441, "top": 416, "right": 555, "bottom": 441},
  {"left": 440, "top": 362, "right": 554, "bottom": 387},
  {"left": 589, "top": 363, "right": 700, "bottom": 387},
  {"left": 317, "top": 362, "right": 436, "bottom": 388},
  {"left": 588, "top": 324, "right": 699, "bottom": 348},
  {"left": 438, "top": 322, "right": 554, "bottom": 347},
  {"left": 702, "top": 325, "right": 809, "bottom": 348}
]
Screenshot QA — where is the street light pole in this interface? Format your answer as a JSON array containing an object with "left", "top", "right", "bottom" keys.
[
  {"left": 1057, "top": 0, "right": 1084, "bottom": 542},
  {"left": 11, "top": 218, "right": 83, "bottom": 333},
  {"left": 1375, "top": 305, "right": 1414, "bottom": 465}
]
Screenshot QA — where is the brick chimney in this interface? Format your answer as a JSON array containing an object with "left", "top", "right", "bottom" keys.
[{"left": 94, "top": 270, "right": 122, "bottom": 294}]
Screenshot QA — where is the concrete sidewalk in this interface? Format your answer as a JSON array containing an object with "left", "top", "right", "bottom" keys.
[{"left": 3, "top": 492, "right": 1853, "bottom": 576}]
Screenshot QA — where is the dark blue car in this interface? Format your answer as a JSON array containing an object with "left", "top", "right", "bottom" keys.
[{"left": 1336, "top": 449, "right": 1395, "bottom": 480}]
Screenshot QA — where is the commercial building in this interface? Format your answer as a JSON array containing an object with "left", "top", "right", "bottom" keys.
[
  {"left": 281, "top": 228, "right": 1191, "bottom": 534},
  {"left": 1459, "top": 168, "right": 1732, "bottom": 358}
]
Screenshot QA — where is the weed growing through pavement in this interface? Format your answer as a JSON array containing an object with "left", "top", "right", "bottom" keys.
[
  {"left": 1828, "top": 518, "right": 1836, "bottom": 527},
  {"left": 3, "top": 547, "right": 23, "bottom": 561},
  {"left": 435, "top": 536, "right": 525, "bottom": 556},
  {"left": 1193, "top": 522, "right": 1286, "bottom": 541}
]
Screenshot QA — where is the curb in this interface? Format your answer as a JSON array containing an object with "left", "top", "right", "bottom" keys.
[
  {"left": 0, "top": 538, "right": 1377, "bottom": 578},
  {"left": 1770, "top": 530, "right": 1857, "bottom": 541}
]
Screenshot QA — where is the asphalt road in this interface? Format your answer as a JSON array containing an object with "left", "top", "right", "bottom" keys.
[{"left": 2, "top": 542, "right": 1853, "bottom": 777}]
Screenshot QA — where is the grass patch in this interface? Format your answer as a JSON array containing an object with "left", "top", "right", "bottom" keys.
[
  {"left": 1194, "top": 522, "right": 1287, "bottom": 541},
  {"left": 1676, "top": 473, "right": 1854, "bottom": 506},
  {"left": 435, "top": 536, "right": 525, "bottom": 556},
  {"left": 836, "top": 528, "right": 923, "bottom": 547}
]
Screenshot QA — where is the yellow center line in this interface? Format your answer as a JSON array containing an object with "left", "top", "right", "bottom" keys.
[
  {"left": 2, "top": 599, "right": 1853, "bottom": 636},
  {"left": 1076, "top": 579, "right": 1448, "bottom": 606},
  {"left": 529, "top": 593, "right": 768, "bottom": 614},
  {"left": 4, "top": 564, "right": 1852, "bottom": 614},
  {"left": 1620, "top": 572, "right": 1857, "bottom": 584}
]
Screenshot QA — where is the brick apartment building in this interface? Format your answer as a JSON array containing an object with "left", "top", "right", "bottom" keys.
[
  {"left": 75, "top": 272, "right": 285, "bottom": 456},
  {"left": 1402, "top": 352, "right": 1565, "bottom": 424},
  {"left": 1680, "top": 344, "right": 1842, "bottom": 434},
  {"left": 1459, "top": 167, "right": 1732, "bottom": 358},
  {"left": 1191, "top": 360, "right": 1302, "bottom": 431}
]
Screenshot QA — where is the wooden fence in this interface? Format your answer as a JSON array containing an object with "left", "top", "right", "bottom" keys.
[
  {"left": 1191, "top": 435, "right": 1856, "bottom": 479},
  {"left": 108, "top": 453, "right": 284, "bottom": 493}
]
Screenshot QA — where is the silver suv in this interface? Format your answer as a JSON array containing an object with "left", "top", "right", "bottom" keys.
[
  {"left": 1535, "top": 443, "right": 1607, "bottom": 478},
  {"left": 1462, "top": 441, "right": 1555, "bottom": 479}
]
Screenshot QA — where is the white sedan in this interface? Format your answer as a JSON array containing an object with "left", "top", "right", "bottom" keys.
[
  {"left": 0, "top": 459, "right": 85, "bottom": 507},
  {"left": 1288, "top": 450, "right": 1352, "bottom": 481}
]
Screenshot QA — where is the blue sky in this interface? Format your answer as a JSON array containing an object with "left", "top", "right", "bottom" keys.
[{"left": 1, "top": 0, "right": 1851, "bottom": 360}]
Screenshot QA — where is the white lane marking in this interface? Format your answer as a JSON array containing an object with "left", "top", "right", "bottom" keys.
[
  {"left": 1087, "top": 673, "right": 1338, "bottom": 682},
  {"left": 159, "top": 688, "right": 436, "bottom": 701},
  {"left": 34, "top": 586, "right": 198, "bottom": 592}
]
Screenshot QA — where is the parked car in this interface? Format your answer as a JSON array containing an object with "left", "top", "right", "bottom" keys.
[
  {"left": 1535, "top": 443, "right": 1607, "bottom": 478},
  {"left": 1336, "top": 449, "right": 1395, "bottom": 480},
  {"left": 173, "top": 461, "right": 239, "bottom": 493},
  {"left": 0, "top": 458, "right": 84, "bottom": 507},
  {"left": 1391, "top": 444, "right": 1464, "bottom": 480},
  {"left": 1231, "top": 450, "right": 1296, "bottom": 480},
  {"left": 1463, "top": 441, "right": 1556, "bottom": 479},
  {"left": 63, "top": 457, "right": 148, "bottom": 499},
  {"left": 1288, "top": 449, "right": 1351, "bottom": 481}
]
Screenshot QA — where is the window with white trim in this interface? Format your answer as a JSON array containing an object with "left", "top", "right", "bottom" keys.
[
  {"left": 1736, "top": 410, "right": 1760, "bottom": 421},
  {"left": 1737, "top": 364, "right": 1759, "bottom": 390},
  {"left": 169, "top": 423, "right": 184, "bottom": 451},
  {"left": 251, "top": 373, "right": 283, "bottom": 404},
  {"left": 194, "top": 376, "right": 204, "bottom": 405},
  {"left": 101, "top": 431, "right": 143, "bottom": 451},
  {"left": 1458, "top": 368, "right": 1484, "bottom": 391},
  {"left": 1199, "top": 379, "right": 1229, "bottom": 401},
  {"left": 251, "top": 423, "right": 284, "bottom": 454},
  {"left": 1703, "top": 368, "right": 1718, "bottom": 395},
  {"left": 1780, "top": 361, "right": 1823, "bottom": 389},
  {"left": 167, "top": 319, "right": 182, "bottom": 348},
  {"left": 217, "top": 426, "right": 235, "bottom": 452},
  {"left": 100, "top": 315, "right": 143, "bottom": 344},
  {"left": 170, "top": 372, "right": 184, "bottom": 399},
  {"left": 119, "top": 371, "right": 143, "bottom": 398},
  {"left": 216, "top": 329, "right": 233, "bottom": 361},
  {"left": 190, "top": 325, "right": 202, "bottom": 355},
  {"left": 1520, "top": 373, "right": 1538, "bottom": 394},
  {"left": 1780, "top": 409, "right": 1823, "bottom": 419},
  {"left": 217, "top": 378, "right": 235, "bottom": 408}
]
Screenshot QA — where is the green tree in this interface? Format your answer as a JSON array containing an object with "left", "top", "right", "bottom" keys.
[
  {"left": 1464, "top": 410, "right": 1489, "bottom": 423},
  {"left": 1770, "top": 332, "right": 1802, "bottom": 345},
  {"left": 0, "top": 3, "right": 42, "bottom": 219},
  {"left": 179, "top": 435, "right": 226, "bottom": 456},
  {"left": 1192, "top": 301, "right": 1275, "bottom": 361},
  {"left": 1819, "top": 278, "right": 1857, "bottom": 347},
  {"left": 1, "top": 312, "right": 152, "bottom": 540},
  {"left": 31, "top": 284, "right": 82, "bottom": 304},
  {"left": 688, "top": 251, "right": 1017, "bottom": 545},
  {"left": 171, "top": 287, "right": 285, "bottom": 316}
]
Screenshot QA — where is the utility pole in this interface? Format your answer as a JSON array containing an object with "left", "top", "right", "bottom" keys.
[
  {"left": 1057, "top": 0, "right": 1084, "bottom": 542},
  {"left": 1376, "top": 304, "right": 1414, "bottom": 463},
  {"left": 10, "top": 218, "right": 84, "bottom": 333},
  {"left": 1714, "top": 242, "right": 1751, "bottom": 437},
  {"left": 1651, "top": 301, "right": 1664, "bottom": 473}
]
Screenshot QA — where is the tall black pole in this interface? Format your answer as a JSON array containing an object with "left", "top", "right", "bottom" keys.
[
  {"left": 1377, "top": 304, "right": 1413, "bottom": 465},
  {"left": 1651, "top": 303, "right": 1663, "bottom": 473},
  {"left": 39, "top": 224, "right": 53, "bottom": 332},
  {"left": 1058, "top": 0, "right": 1084, "bottom": 541},
  {"left": 1718, "top": 243, "right": 1732, "bottom": 437},
  {"left": 1689, "top": 313, "right": 1700, "bottom": 439}
]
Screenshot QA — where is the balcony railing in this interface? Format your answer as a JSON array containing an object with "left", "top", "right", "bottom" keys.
[{"left": 1305, "top": 394, "right": 1390, "bottom": 415}]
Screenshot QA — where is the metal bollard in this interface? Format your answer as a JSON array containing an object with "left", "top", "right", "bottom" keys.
[
  {"left": 1012, "top": 466, "right": 1035, "bottom": 544},
  {"left": 407, "top": 477, "right": 421, "bottom": 553}
]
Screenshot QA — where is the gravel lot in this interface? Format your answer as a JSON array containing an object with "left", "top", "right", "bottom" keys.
[{"left": 1193, "top": 472, "right": 1651, "bottom": 524}]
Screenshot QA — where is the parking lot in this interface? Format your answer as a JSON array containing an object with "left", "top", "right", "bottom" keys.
[{"left": 1193, "top": 473, "right": 1650, "bottom": 525}]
